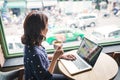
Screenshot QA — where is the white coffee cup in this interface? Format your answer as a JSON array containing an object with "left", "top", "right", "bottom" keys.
[{"left": 53, "top": 41, "right": 63, "bottom": 50}]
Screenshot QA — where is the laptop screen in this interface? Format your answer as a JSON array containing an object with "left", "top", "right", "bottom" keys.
[{"left": 77, "top": 37, "right": 103, "bottom": 67}]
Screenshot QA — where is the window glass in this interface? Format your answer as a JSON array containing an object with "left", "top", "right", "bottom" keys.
[{"left": 0, "top": 0, "right": 120, "bottom": 57}]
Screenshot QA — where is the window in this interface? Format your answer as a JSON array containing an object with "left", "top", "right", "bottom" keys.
[{"left": 0, "top": 0, "right": 120, "bottom": 58}]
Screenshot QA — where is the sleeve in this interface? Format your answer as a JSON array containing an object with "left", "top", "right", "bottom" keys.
[{"left": 29, "top": 53, "right": 53, "bottom": 80}]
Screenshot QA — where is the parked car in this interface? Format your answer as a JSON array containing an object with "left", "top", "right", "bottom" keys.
[
  {"left": 6, "top": 36, "right": 24, "bottom": 53},
  {"left": 77, "top": 13, "right": 97, "bottom": 27},
  {"left": 69, "top": 13, "right": 97, "bottom": 29},
  {"left": 90, "top": 25, "right": 120, "bottom": 41},
  {"left": 69, "top": 19, "right": 86, "bottom": 30},
  {"left": 46, "top": 28, "right": 84, "bottom": 45}
]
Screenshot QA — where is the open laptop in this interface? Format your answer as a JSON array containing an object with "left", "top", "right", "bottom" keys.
[{"left": 60, "top": 37, "right": 103, "bottom": 75}]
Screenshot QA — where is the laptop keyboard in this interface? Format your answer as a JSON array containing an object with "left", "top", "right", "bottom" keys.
[{"left": 72, "top": 56, "right": 89, "bottom": 69}]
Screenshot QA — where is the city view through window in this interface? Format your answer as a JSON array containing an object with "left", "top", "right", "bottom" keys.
[{"left": 0, "top": 0, "right": 120, "bottom": 55}]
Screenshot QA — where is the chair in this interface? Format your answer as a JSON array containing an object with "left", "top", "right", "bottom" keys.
[
  {"left": 107, "top": 51, "right": 120, "bottom": 66},
  {"left": 0, "top": 45, "right": 24, "bottom": 80},
  {"left": 0, "top": 66, "right": 24, "bottom": 80},
  {"left": 112, "top": 52, "right": 120, "bottom": 80},
  {"left": 107, "top": 51, "right": 120, "bottom": 80},
  {"left": 112, "top": 52, "right": 120, "bottom": 66}
]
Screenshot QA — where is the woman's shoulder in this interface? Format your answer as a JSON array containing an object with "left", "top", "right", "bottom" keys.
[{"left": 25, "top": 45, "right": 46, "bottom": 55}]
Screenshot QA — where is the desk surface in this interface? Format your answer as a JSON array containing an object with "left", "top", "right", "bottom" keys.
[{"left": 58, "top": 50, "right": 119, "bottom": 80}]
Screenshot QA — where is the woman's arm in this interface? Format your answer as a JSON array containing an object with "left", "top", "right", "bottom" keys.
[
  {"left": 48, "top": 54, "right": 53, "bottom": 60},
  {"left": 48, "top": 52, "right": 76, "bottom": 74},
  {"left": 48, "top": 52, "right": 76, "bottom": 60},
  {"left": 48, "top": 56, "right": 58, "bottom": 74},
  {"left": 48, "top": 47, "right": 63, "bottom": 74}
]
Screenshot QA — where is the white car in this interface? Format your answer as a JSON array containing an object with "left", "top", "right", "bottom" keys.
[
  {"left": 69, "top": 18, "right": 85, "bottom": 30},
  {"left": 6, "top": 36, "right": 24, "bottom": 53},
  {"left": 69, "top": 13, "right": 97, "bottom": 29},
  {"left": 90, "top": 25, "right": 120, "bottom": 41},
  {"left": 76, "top": 13, "right": 97, "bottom": 27}
]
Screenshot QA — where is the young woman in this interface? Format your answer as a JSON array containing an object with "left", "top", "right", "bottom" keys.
[{"left": 21, "top": 11, "right": 76, "bottom": 80}]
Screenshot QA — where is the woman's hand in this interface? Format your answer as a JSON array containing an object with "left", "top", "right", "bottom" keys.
[
  {"left": 53, "top": 46, "right": 64, "bottom": 60},
  {"left": 61, "top": 54, "right": 76, "bottom": 60}
]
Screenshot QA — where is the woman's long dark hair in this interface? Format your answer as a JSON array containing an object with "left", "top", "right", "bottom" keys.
[{"left": 21, "top": 11, "right": 48, "bottom": 46}]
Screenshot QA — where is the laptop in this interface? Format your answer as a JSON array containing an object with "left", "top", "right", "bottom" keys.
[{"left": 60, "top": 37, "right": 103, "bottom": 75}]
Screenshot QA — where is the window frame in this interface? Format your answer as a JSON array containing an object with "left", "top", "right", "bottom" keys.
[
  {"left": 0, "top": 0, "right": 120, "bottom": 58},
  {"left": 1, "top": 13, "right": 120, "bottom": 58},
  {"left": 0, "top": 17, "right": 23, "bottom": 58}
]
